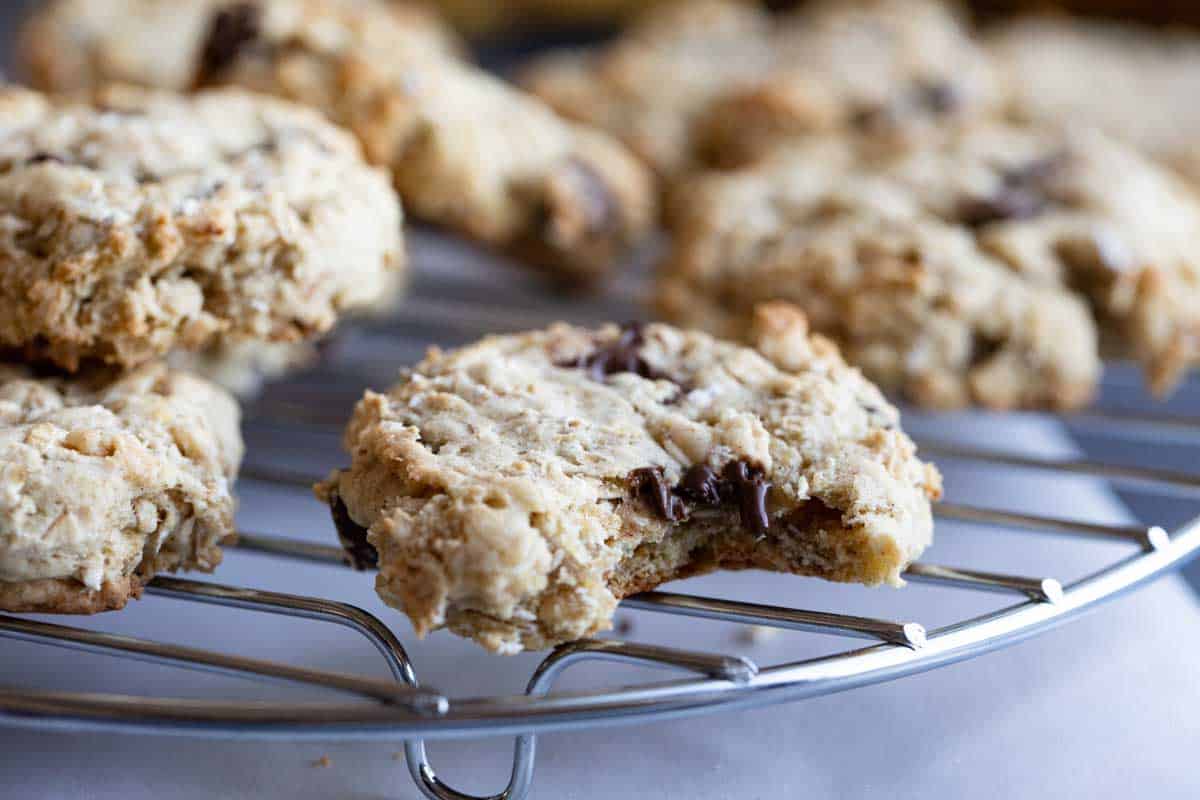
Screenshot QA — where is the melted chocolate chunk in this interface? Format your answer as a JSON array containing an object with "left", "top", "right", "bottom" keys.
[
  {"left": 196, "top": 3, "right": 260, "bottom": 87},
  {"left": 629, "top": 467, "right": 687, "bottom": 522},
  {"left": 721, "top": 461, "right": 772, "bottom": 537},
  {"left": 678, "top": 464, "right": 722, "bottom": 505},
  {"left": 329, "top": 489, "right": 378, "bottom": 571},
  {"left": 627, "top": 459, "right": 773, "bottom": 537},
  {"left": 561, "top": 323, "right": 674, "bottom": 383}
]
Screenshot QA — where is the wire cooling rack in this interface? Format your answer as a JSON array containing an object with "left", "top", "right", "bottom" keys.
[{"left": 1, "top": 232, "right": 1199, "bottom": 800}]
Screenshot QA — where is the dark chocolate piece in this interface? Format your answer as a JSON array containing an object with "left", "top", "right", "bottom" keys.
[
  {"left": 958, "top": 188, "right": 1045, "bottom": 228},
  {"left": 721, "top": 461, "right": 772, "bottom": 538},
  {"left": 959, "top": 152, "right": 1068, "bottom": 228},
  {"left": 913, "top": 81, "right": 960, "bottom": 114},
  {"left": 630, "top": 466, "right": 688, "bottom": 522},
  {"left": 329, "top": 488, "right": 378, "bottom": 571},
  {"left": 27, "top": 153, "right": 63, "bottom": 165},
  {"left": 628, "top": 459, "right": 773, "bottom": 537},
  {"left": 561, "top": 323, "right": 674, "bottom": 383},
  {"left": 677, "top": 464, "right": 722, "bottom": 505},
  {"left": 196, "top": 3, "right": 260, "bottom": 87}
]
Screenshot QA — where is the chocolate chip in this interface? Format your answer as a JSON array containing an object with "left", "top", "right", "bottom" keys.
[
  {"left": 721, "top": 461, "right": 772, "bottom": 538},
  {"left": 329, "top": 488, "right": 377, "bottom": 571},
  {"left": 913, "top": 81, "right": 960, "bottom": 114},
  {"left": 678, "top": 464, "right": 721, "bottom": 505},
  {"left": 627, "top": 459, "right": 772, "bottom": 537},
  {"left": 629, "top": 467, "right": 687, "bottom": 522},
  {"left": 849, "top": 103, "right": 896, "bottom": 132},
  {"left": 958, "top": 152, "right": 1069, "bottom": 228},
  {"left": 27, "top": 153, "right": 63, "bottom": 165},
  {"left": 958, "top": 188, "right": 1046, "bottom": 228},
  {"left": 1002, "top": 152, "right": 1068, "bottom": 187},
  {"left": 560, "top": 323, "right": 674, "bottom": 383},
  {"left": 196, "top": 3, "right": 260, "bottom": 87}
]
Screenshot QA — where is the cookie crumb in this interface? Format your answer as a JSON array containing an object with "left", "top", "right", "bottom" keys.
[
  {"left": 311, "top": 756, "right": 333, "bottom": 769},
  {"left": 614, "top": 616, "right": 635, "bottom": 637}
]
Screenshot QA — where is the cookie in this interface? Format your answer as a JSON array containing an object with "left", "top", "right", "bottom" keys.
[
  {"left": 19, "top": 0, "right": 656, "bottom": 284},
  {"left": 693, "top": 0, "right": 1004, "bottom": 169},
  {"left": 520, "top": 0, "right": 776, "bottom": 179},
  {"left": 0, "top": 362, "right": 243, "bottom": 614},
  {"left": 316, "top": 308, "right": 941, "bottom": 653},
  {"left": 18, "top": 0, "right": 458, "bottom": 93},
  {"left": 657, "top": 137, "right": 1104, "bottom": 410},
  {"left": 873, "top": 124, "right": 1200, "bottom": 397},
  {"left": 521, "top": 0, "right": 1002, "bottom": 178},
  {"left": 0, "top": 83, "right": 403, "bottom": 371},
  {"left": 989, "top": 16, "right": 1200, "bottom": 187}
]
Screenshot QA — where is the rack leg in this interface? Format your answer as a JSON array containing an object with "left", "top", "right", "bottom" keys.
[{"left": 401, "top": 639, "right": 756, "bottom": 800}]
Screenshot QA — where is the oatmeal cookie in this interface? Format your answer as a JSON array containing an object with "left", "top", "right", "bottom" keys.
[
  {"left": 0, "top": 362, "right": 242, "bottom": 613},
  {"left": 522, "top": 0, "right": 1002, "bottom": 177},
  {"left": 316, "top": 309, "right": 941, "bottom": 653},
  {"left": 520, "top": 0, "right": 776, "bottom": 179},
  {"left": 657, "top": 138, "right": 1104, "bottom": 410},
  {"left": 0, "top": 84, "right": 403, "bottom": 371},
  {"left": 694, "top": 0, "right": 1005, "bottom": 168},
  {"left": 989, "top": 16, "right": 1200, "bottom": 187},
  {"left": 19, "top": 0, "right": 655, "bottom": 283}
]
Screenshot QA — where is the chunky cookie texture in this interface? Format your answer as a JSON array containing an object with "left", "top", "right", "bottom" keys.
[
  {"left": 521, "top": 0, "right": 1002, "bottom": 178},
  {"left": 657, "top": 137, "right": 1103, "bottom": 411},
  {"left": 20, "top": 0, "right": 656, "bottom": 283},
  {"left": 0, "top": 362, "right": 243, "bottom": 614},
  {"left": 0, "top": 84, "right": 403, "bottom": 371},
  {"left": 693, "top": 0, "right": 1003, "bottom": 169},
  {"left": 520, "top": 0, "right": 775, "bottom": 179},
  {"left": 317, "top": 308, "right": 941, "bottom": 653},
  {"left": 872, "top": 124, "right": 1200, "bottom": 396},
  {"left": 18, "top": 0, "right": 457, "bottom": 93},
  {"left": 989, "top": 16, "right": 1200, "bottom": 188}
]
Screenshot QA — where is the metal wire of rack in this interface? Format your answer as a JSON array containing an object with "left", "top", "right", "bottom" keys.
[{"left": 2, "top": 240, "right": 1199, "bottom": 800}]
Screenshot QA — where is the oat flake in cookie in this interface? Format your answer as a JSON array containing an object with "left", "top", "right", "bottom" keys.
[
  {"left": 316, "top": 307, "right": 941, "bottom": 654},
  {"left": 0, "top": 84, "right": 403, "bottom": 371},
  {"left": 0, "top": 362, "right": 243, "bottom": 614}
]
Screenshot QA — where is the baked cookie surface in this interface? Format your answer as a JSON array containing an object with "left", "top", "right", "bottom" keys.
[
  {"left": 0, "top": 84, "right": 403, "bottom": 371},
  {"left": 695, "top": 0, "right": 1004, "bottom": 169},
  {"left": 656, "top": 136, "right": 1103, "bottom": 410},
  {"left": 520, "top": 0, "right": 776, "bottom": 179},
  {"left": 661, "top": 122, "right": 1200, "bottom": 403},
  {"left": 18, "top": 0, "right": 457, "bottom": 93},
  {"left": 0, "top": 362, "right": 243, "bottom": 614},
  {"left": 989, "top": 16, "right": 1200, "bottom": 187},
  {"left": 317, "top": 309, "right": 941, "bottom": 653},
  {"left": 20, "top": 0, "right": 655, "bottom": 283},
  {"left": 521, "top": 0, "right": 1002, "bottom": 177}
]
